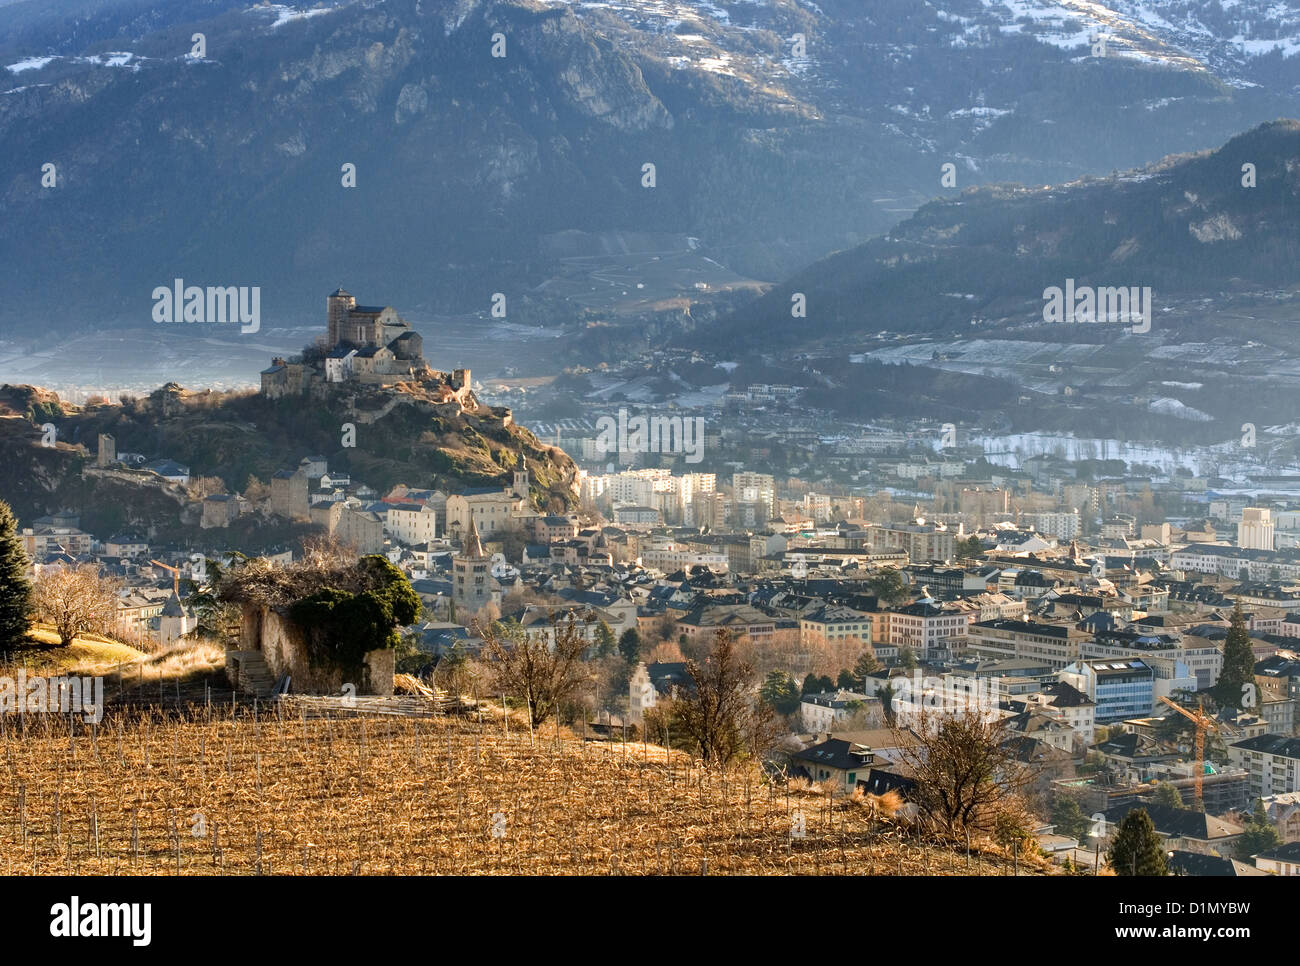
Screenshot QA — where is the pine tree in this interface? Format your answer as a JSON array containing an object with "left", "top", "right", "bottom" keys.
[
  {"left": 1151, "top": 782, "right": 1183, "bottom": 809},
  {"left": 1235, "top": 798, "right": 1281, "bottom": 861},
  {"left": 1108, "top": 809, "right": 1169, "bottom": 876},
  {"left": 759, "top": 670, "right": 800, "bottom": 716},
  {"left": 618, "top": 628, "right": 641, "bottom": 664},
  {"left": 594, "top": 621, "right": 617, "bottom": 658},
  {"left": 852, "top": 647, "right": 881, "bottom": 679},
  {"left": 0, "top": 500, "right": 32, "bottom": 650},
  {"left": 1214, "top": 602, "right": 1256, "bottom": 711},
  {"left": 1050, "top": 794, "right": 1091, "bottom": 842}
]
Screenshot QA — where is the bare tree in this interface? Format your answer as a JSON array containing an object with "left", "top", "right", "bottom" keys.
[
  {"left": 670, "top": 628, "right": 779, "bottom": 768},
  {"left": 893, "top": 708, "right": 1038, "bottom": 839},
  {"left": 186, "top": 475, "right": 226, "bottom": 500},
  {"left": 478, "top": 610, "right": 593, "bottom": 727},
  {"left": 32, "top": 564, "right": 119, "bottom": 647},
  {"left": 242, "top": 475, "right": 271, "bottom": 503}
]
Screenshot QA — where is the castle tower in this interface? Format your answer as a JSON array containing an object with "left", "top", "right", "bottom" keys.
[
  {"left": 327, "top": 287, "right": 356, "bottom": 348},
  {"left": 96, "top": 433, "right": 115, "bottom": 468},
  {"left": 513, "top": 455, "right": 529, "bottom": 500}
]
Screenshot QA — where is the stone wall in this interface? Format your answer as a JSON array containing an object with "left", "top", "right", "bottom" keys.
[{"left": 239, "top": 603, "right": 395, "bottom": 695}]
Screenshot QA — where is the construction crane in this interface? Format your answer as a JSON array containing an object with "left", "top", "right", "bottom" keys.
[
  {"left": 149, "top": 559, "right": 182, "bottom": 597},
  {"left": 1158, "top": 696, "right": 1220, "bottom": 808}
]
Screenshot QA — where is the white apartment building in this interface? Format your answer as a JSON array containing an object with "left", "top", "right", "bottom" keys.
[
  {"left": 1239, "top": 507, "right": 1276, "bottom": 551},
  {"left": 386, "top": 502, "right": 438, "bottom": 545},
  {"left": 1229, "top": 735, "right": 1300, "bottom": 798},
  {"left": 1021, "top": 511, "right": 1081, "bottom": 541}
]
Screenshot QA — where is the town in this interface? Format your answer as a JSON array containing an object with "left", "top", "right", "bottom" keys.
[{"left": 3, "top": 287, "right": 1298, "bottom": 879}]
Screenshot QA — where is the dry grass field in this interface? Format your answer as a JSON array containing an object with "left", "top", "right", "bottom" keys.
[{"left": 0, "top": 703, "right": 1055, "bottom": 876}]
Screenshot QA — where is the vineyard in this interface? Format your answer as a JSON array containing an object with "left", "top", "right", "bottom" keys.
[{"left": 0, "top": 704, "right": 1053, "bottom": 876}]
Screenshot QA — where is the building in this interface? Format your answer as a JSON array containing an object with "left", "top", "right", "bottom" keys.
[
  {"left": 1239, "top": 507, "right": 1276, "bottom": 552},
  {"left": 613, "top": 505, "right": 663, "bottom": 526},
  {"left": 96, "top": 433, "right": 115, "bottom": 468},
  {"left": 1228, "top": 734, "right": 1300, "bottom": 797},
  {"left": 20, "top": 523, "right": 94, "bottom": 558},
  {"left": 309, "top": 502, "right": 384, "bottom": 554},
  {"left": 866, "top": 521, "right": 954, "bottom": 564},
  {"left": 1059, "top": 659, "right": 1156, "bottom": 723},
  {"left": 142, "top": 459, "right": 190, "bottom": 485},
  {"left": 732, "top": 472, "right": 776, "bottom": 524},
  {"left": 628, "top": 661, "right": 693, "bottom": 725},
  {"left": 799, "top": 606, "right": 874, "bottom": 668},
  {"left": 1254, "top": 841, "right": 1300, "bottom": 875},
  {"left": 452, "top": 519, "right": 493, "bottom": 613},
  {"left": 1022, "top": 511, "right": 1081, "bottom": 541},
  {"left": 534, "top": 515, "right": 579, "bottom": 543},
  {"left": 799, "top": 690, "right": 881, "bottom": 732},
  {"left": 153, "top": 590, "right": 194, "bottom": 646},
  {"left": 444, "top": 476, "right": 530, "bottom": 541},
  {"left": 200, "top": 494, "right": 245, "bottom": 529},
  {"left": 270, "top": 468, "right": 310, "bottom": 521},
  {"left": 790, "top": 737, "right": 879, "bottom": 792},
  {"left": 884, "top": 601, "right": 972, "bottom": 662},
  {"left": 386, "top": 503, "right": 439, "bottom": 545},
  {"left": 1098, "top": 803, "right": 1242, "bottom": 858},
  {"left": 966, "top": 619, "right": 1088, "bottom": 669},
  {"left": 261, "top": 288, "right": 476, "bottom": 399}
]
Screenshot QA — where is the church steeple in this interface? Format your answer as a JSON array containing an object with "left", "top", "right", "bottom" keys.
[
  {"left": 513, "top": 455, "right": 530, "bottom": 500},
  {"left": 463, "top": 516, "right": 485, "bottom": 559}
]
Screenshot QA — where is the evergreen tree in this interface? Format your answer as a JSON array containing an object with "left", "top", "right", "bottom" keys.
[
  {"left": 801, "top": 673, "right": 834, "bottom": 695},
  {"left": 594, "top": 621, "right": 617, "bottom": 658},
  {"left": 0, "top": 500, "right": 32, "bottom": 650},
  {"left": 898, "top": 645, "right": 918, "bottom": 671},
  {"left": 618, "top": 628, "right": 641, "bottom": 664},
  {"left": 836, "top": 669, "right": 858, "bottom": 691},
  {"left": 1235, "top": 799, "right": 1281, "bottom": 862},
  {"left": 868, "top": 567, "right": 908, "bottom": 606},
  {"left": 1151, "top": 782, "right": 1184, "bottom": 809},
  {"left": 1108, "top": 809, "right": 1169, "bottom": 876},
  {"left": 1214, "top": 603, "right": 1257, "bottom": 711},
  {"left": 1050, "top": 795, "right": 1091, "bottom": 842},
  {"left": 759, "top": 670, "right": 801, "bottom": 716},
  {"left": 852, "top": 647, "right": 881, "bottom": 678}
]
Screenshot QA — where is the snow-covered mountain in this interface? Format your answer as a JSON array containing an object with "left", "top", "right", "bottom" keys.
[{"left": 3, "top": 0, "right": 1300, "bottom": 332}]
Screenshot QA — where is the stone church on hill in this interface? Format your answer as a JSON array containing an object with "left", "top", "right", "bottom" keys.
[{"left": 261, "top": 287, "right": 471, "bottom": 400}]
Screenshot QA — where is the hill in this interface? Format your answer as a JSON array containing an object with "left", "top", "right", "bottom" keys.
[
  {"left": 0, "top": 378, "right": 577, "bottom": 543},
  {"left": 0, "top": 708, "right": 1058, "bottom": 875},
  {"left": 702, "top": 119, "right": 1300, "bottom": 351}
]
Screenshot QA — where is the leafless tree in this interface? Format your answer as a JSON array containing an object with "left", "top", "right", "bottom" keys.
[
  {"left": 477, "top": 610, "right": 594, "bottom": 727},
  {"left": 670, "top": 628, "right": 779, "bottom": 768},
  {"left": 892, "top": 708, "right": 1039, "bottom": 840},
  {"left": 186, "top": 475, "right": 226, "bottom": 500},
  {"left": 32, "top": 564, "right": 119, "bottom": 647}
]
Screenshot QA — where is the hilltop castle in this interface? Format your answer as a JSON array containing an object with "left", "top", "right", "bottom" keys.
[{"left": 261, "top": 288, "right": 471, "bottom": 400}]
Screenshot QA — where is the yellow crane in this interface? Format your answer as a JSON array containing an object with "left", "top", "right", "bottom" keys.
[
  {"left": 149, "top": 559, "right": 182, "bottom": 597},
  {"left": 1158, "top": 696, "right": 1220, "bottom": 808}
]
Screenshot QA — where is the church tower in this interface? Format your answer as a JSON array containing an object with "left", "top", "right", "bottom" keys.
[
  {"left": 453, "top": 517, "right": 492, "bottom": 613},
  {"left": 327, "top": 287, "right": 356, "bottom": 348},
  {"left": 512, "top": 455, "right": 530, "bottom": 500}
]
